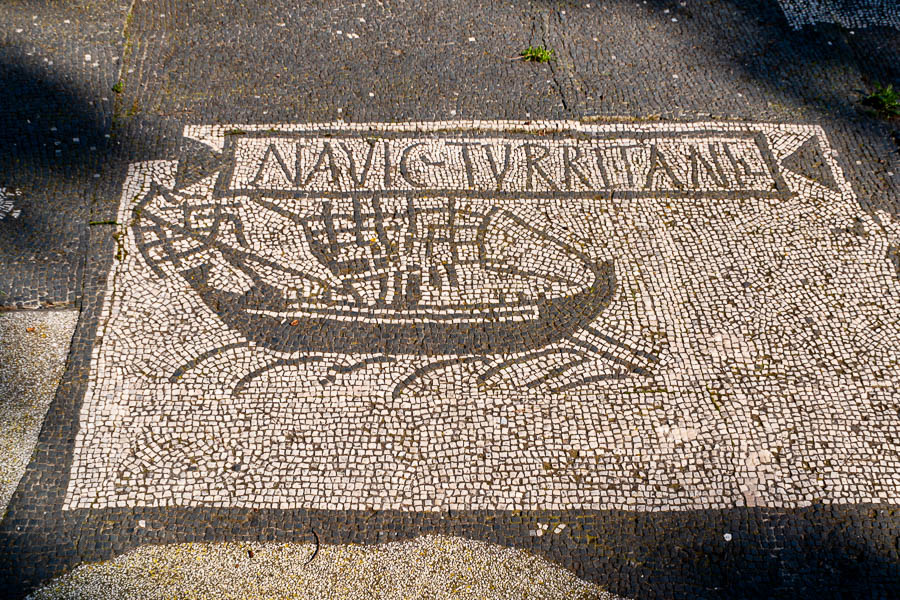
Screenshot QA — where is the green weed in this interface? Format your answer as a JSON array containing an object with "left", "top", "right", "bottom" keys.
[
  {"left": 520, "top": 45, "right": 554, "bottom": 63},
  {"left": 862, "top": 83, "right": 900, "bottom": 118}
]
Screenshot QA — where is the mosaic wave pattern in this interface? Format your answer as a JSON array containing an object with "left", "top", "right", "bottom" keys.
[{"left": 66, "top": 122, "right": 900, "bottom": 512}]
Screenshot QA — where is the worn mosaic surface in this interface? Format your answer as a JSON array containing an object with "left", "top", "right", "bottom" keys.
[{"left": 60, "top": 121, "right": 900, "bottom": 515}]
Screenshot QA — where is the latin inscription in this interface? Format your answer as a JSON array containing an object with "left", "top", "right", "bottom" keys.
[{"left": 227, "top": 134, "right": 782, "bottom": 195}]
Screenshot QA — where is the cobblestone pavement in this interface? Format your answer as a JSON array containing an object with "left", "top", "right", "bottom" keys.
[{"left": 1, "top": 0, "right": 900, "bottom": 599}]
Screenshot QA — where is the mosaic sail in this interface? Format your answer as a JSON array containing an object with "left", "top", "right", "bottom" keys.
[{"left": 133, "top": 188, "right": 616, "bottom": 355}]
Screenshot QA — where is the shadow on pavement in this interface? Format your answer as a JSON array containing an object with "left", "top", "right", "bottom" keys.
[{"left": 0, "top": 56, "right": 112, "bottom": 308}]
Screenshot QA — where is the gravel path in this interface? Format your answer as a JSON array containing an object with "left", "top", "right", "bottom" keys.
[
  {"left": 0, "top": 310, "right": 77, "bottom": 517},
  {"left": 28, "top": 535, "right": 621, "bottom": 600}
]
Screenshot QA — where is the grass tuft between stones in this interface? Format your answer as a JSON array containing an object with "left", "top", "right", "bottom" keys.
[
  {"left": 862, "top": 82, "right": 900, "bottom": 118},
  {"left": 520, "top": 45, "right": 554, "bottom": 63}
]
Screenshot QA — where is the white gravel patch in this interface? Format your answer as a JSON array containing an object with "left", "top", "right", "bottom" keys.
[
  {"left": 0, "top": 309, "right": 78, "bottom": 517},
  {"left": 28, "top": 535, "right": 624, "bottom": 599}
]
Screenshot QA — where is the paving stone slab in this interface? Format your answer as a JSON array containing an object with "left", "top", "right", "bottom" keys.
[{"left": 3, "top": 120, "right": 900, "bottom": 599}]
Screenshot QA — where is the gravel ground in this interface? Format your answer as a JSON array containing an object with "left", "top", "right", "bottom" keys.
[
  {"left": 27, "top": 535, "right": 621, "bottom": 600},
  {"left": 0, "top": 310, "right": 78, "bottom": 517}
]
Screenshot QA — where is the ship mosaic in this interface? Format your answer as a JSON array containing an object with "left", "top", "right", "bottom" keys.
[{"left": 66, "top": 121, "right": 900, "bottom": 512}]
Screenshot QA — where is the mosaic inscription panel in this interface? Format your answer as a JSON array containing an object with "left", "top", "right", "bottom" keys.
[{"left": 66, "top": 122, "right": 900, "bottom": 512}]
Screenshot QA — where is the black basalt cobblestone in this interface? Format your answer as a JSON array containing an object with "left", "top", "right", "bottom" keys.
[{"left": 0, "top": 1, "right": 132, "bottom": 309}]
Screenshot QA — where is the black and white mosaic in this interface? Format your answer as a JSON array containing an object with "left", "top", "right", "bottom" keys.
[
  {"left": 64, "top": 121, "right": 900, "bottom": 514},
  {"left": 777, "top": 0, "right": 900, "bottom": 29},
  {"left": 0, "top": 187, "right": 22, "bottom": 221}
]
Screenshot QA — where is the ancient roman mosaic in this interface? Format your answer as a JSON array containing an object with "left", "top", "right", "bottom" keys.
[{"left": 65, "top": 121, "right": 900, "bottom": 512}]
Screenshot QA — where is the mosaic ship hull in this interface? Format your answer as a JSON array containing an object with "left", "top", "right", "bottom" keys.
[{"left": 183, "top": 257, "right": 615, "bottom": 355}]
